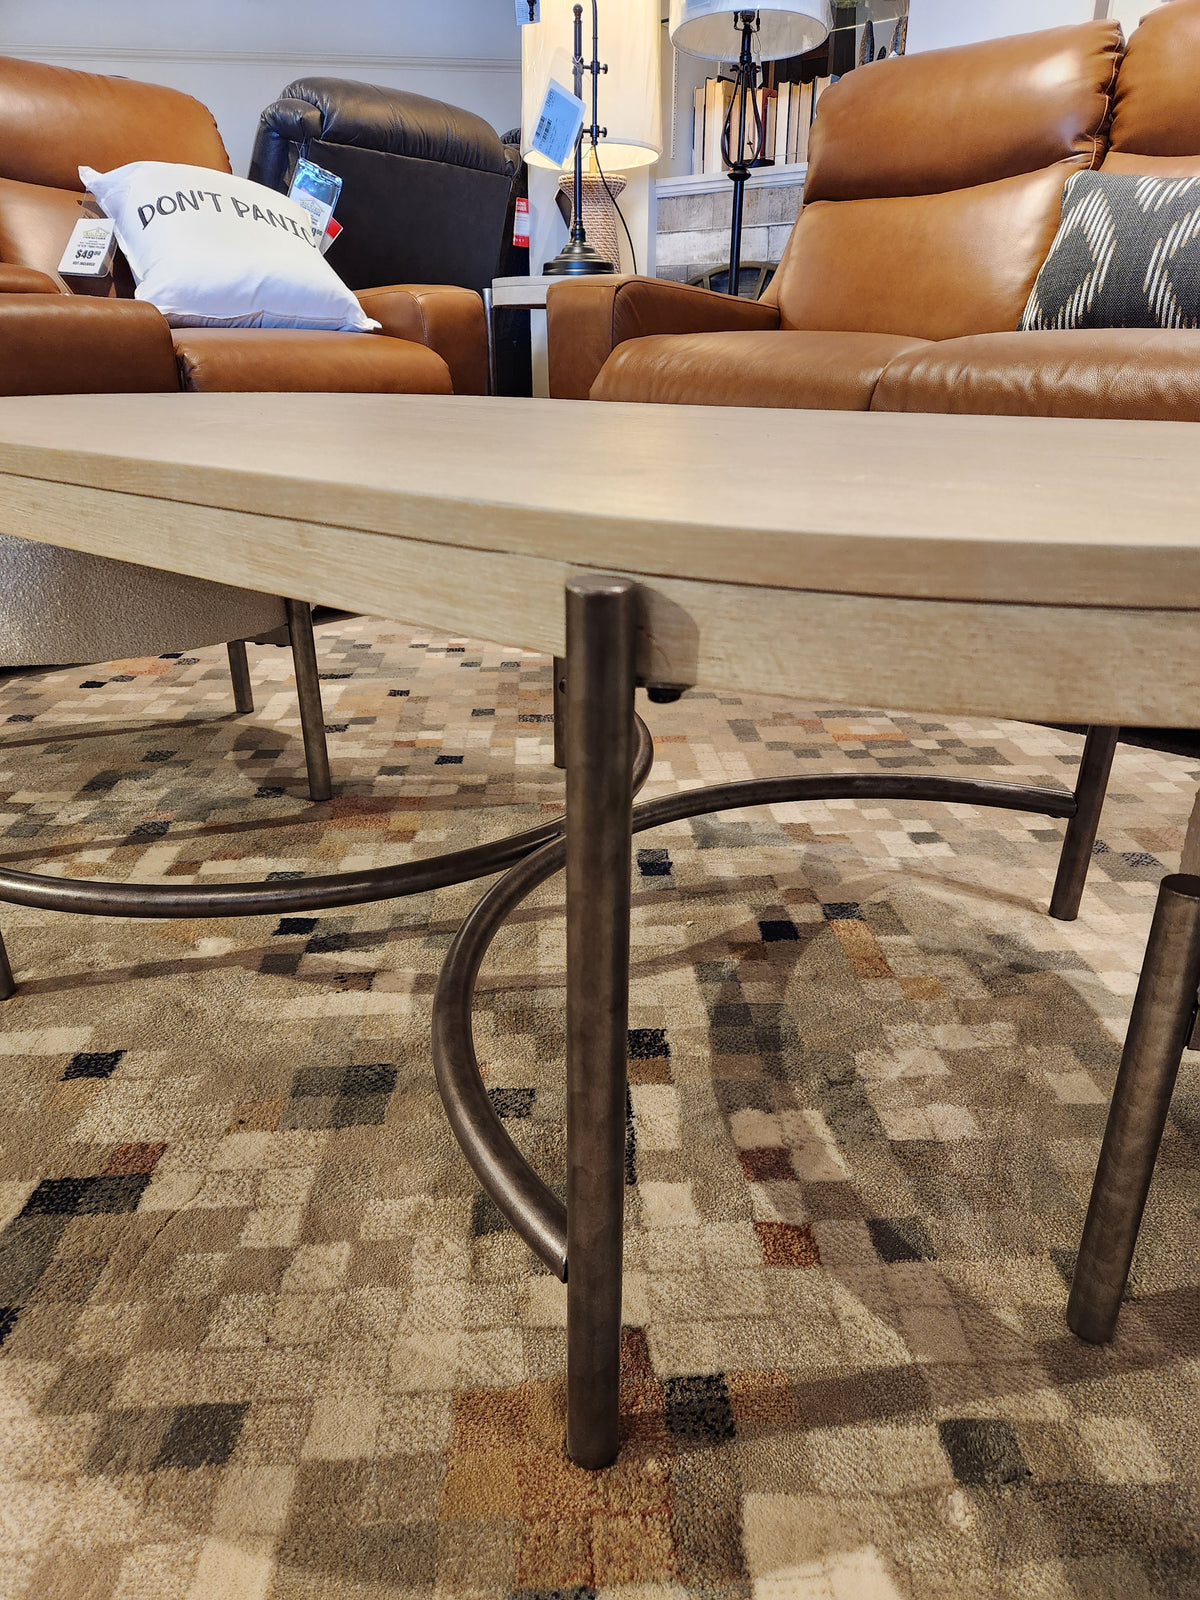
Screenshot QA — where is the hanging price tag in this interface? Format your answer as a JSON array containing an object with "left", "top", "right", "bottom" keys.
[
  {"left": 512, "top": 196, "right": 530, "bottom": 249},
  {"left": 58, "top": 217, "right": 117, "bottom": 277},
  {"left": 530, "top": 79, "right": 585, "bottom": 168}
]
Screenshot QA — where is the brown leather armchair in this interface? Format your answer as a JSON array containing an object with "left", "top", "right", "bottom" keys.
[
  {"left": 0, "top": 55, "right": 488, "bottom": 396},
  {"left": 0, "top": 277, "right": 333, "bottom": 802},
  {"left": 548, "top": 19, "right": 1126, "bottom": 405},
  {"left": 550, "top": 5, "right": 1200, "bottom": 418},
  {"left": 548, "top": 4, "right": 1200, "bottom": 921}
]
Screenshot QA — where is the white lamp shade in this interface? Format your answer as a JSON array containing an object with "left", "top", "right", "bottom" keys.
[
  {"left": 669, "top": 0, "right": 832, "bottom": 60},
  {"left": 522, "top": 0, "right": 662, "bottom": 171}
]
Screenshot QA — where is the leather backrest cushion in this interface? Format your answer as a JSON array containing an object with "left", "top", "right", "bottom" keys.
[
  {"left": 806, "top": 20, "right": 1121, "bottom": 202},
  {"left": 275, "top": 79, "right": 513, "bottom": 176},
  {"left": 775, "top": 165, "right": 1083, "bottom": 340},
  {"left": 305, "top": 141, "right": 514, "bottom": 295},
  {"left": 0, "top": 55, "right": 230, "bottom": 191},
  {"left": 1109, "top": 0, "right": 1200, "bottom": 157}
]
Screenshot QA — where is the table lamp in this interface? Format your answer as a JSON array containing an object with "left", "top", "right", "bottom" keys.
[
  {"left": 522, "top": 0, "right": 662, "bottom": 274},
  {"left": 669, "top": 2, "right": 832, "bottom": 294}
]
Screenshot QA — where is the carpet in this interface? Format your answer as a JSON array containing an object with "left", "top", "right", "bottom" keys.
[{"left": 0, "top": 616, "right": 1198, "bottom": 1600}]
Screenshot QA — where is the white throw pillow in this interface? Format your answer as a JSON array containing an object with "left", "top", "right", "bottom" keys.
[{"left": 79, "top": 161, "right": 377, "bottom": 333}]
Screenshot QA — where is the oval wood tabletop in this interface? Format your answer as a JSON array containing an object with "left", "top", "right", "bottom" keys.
[{"left": 0, "top": 392, "right": 1196, "bottom": 725}]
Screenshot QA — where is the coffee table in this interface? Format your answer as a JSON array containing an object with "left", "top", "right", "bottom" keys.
[{"left": 0, "top": 391, "right": 1198, "bottom": 1469}]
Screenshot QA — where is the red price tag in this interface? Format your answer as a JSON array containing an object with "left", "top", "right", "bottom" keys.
[{"left": 513, "top": 197, "right": 530, "bottom": 250}]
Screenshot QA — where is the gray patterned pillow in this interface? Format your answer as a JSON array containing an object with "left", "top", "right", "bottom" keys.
[{"left": 1021, "top": 169, "right": 1200, "bottom": 331}]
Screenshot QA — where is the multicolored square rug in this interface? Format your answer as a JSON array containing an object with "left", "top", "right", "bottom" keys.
[{"left": 1, "top": 618, "right": 1198, "bottom": 1600}]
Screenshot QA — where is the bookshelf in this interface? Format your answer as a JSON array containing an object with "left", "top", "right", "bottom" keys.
[{"left": 658, "top": 0, "right": 909, "bottom": 182}]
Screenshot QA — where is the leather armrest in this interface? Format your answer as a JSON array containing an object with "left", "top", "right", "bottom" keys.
[
  {"left": 0, "top": 296, "right": 179, "bottom": 396},
  {"left": 357, "top": 284, "right": 488, "bottom": 396},
  {"left": 248, "top": 98, "right": 324, "bottom": 190},
  {"left": 0, "top": 264, "right": 64, "bottom": 295},
  {"left": 546, "top": 275, "right": 782, "bottom": 401}
]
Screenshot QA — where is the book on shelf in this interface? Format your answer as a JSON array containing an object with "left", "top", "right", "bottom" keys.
[
  {"left": 795, "top": 79, "right": 815, "bottom": 163},
  {"left": 773, "top": 80, "right": 791, "bottom": 167},
  {"left": 703, "top": 76, "right": 733, "bottom": 172}
]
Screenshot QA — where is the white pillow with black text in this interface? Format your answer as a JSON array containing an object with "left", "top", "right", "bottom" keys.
[{"left": 79, "top": 161, "right": 377, "bottom": 332}]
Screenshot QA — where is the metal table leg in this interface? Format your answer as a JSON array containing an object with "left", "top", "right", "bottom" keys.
[
  {"left": 285, "top": 599, "right": 333, "bottom": 804},
  {"left": 552, "top": 655, "right": 566, "bottom": 770},
  {"left": 1069, "top": 872, "right": 1200, "bottom": 1341},
  {"left": 1050, "top": 725, "right": 1120, "bottom": 922},
  {"left": 226, "top": 639, "right": 254, "bottom": 714},
  {"left": 0, "top": 928, "right": 15, "bottom": 1001},
  {"left": 484, "top": 287, "right": 497, "bottom": 397},
  {"left": 564, "top": 576, "right": 637, "bottom": 1470}
]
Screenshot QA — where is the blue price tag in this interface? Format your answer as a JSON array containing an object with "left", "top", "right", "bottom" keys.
[{"left": 530, "top": 79, "right": 586, "bottom": 168}]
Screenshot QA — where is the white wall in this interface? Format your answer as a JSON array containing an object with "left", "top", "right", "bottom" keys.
[
  {"left": 1109, "top": 0, "right": 1168, "bottom": 36},
  {"left": 908, "top": 0, "right": 1169, "bottom": 53},
  {"left": 907, "top": 1, "right": 1105, "bottom": 54},
  {"left": 0, "top": 0, "right": 522, "bottom": 173}
]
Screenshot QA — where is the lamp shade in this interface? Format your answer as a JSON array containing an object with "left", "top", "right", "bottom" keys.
[
  {"left": 522, "top": 0, "right": 662, "bottom": 172},
  {"left": 669, "top": 0, "right": 832, "bottom": 60}
]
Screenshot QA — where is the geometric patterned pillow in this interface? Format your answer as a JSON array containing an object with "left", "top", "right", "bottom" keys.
[{"left": 1020, "top": 169, "right": 1200, "bottom": 331}]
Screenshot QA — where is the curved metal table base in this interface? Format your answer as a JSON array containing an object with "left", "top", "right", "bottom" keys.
[
  {"left": 0, "top": 719, "right": 654, "bottom": 999},
  {"left": 432, "top": 771, "right": 1077, "bottom": 1285}
]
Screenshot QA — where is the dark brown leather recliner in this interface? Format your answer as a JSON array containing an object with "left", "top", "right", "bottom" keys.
[
  {"left": 250, "top": 79, "right": 521, "bottom": 300},
  {"left": 0, "top": 54, "right": 488, "bottom": 396}
]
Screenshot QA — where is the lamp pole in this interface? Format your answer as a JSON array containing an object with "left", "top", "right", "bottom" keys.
[
  {"left": 724, "top": 10, "right": 762, "bottom": 296},
  {"left": 544, "top": 0, "right": 616, "bottom": 275}
]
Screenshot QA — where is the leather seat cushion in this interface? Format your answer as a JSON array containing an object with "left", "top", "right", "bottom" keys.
[
  {"left": 172, "top": 328, "right": 454, "bottom": 394},
  {"left": 873, "top": 329, "right": 1200, "bottom": 422},
  {"left": 592, "top": 330, "right": 933, "bottom": 410}
]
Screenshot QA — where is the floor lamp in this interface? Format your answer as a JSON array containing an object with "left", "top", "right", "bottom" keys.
[
  {"left": 669, "top": 2, "right": 831, "bottom": 295},
  {"left": 522, "top": 0, "right": 661, "bottom": 275}
]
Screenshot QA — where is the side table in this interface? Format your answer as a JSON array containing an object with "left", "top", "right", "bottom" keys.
[{"left": 486, "top": 273, "right": 557, "bottom": 397}]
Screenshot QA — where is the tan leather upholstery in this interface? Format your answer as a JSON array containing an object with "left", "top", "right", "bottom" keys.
[
  {"left": 775, "top": 167, "right": 1085, "bottom": 341},
  {"left": 593, "top": 330, "right": 930, "bottom": 410},
  {"left": 0, "top": 295, "right": 178, "bottom": 395},
  {"left": 1108, "top": 0, "right": 1200, "bottom": 159},
  {"left": 806, "top": 21, "right": 1120, "bottom": 203},
  {"left": 547, "top": 276, "right": 780, "bottom": 401},
  {"left": 872, "top": 329, "right": 1200, "bottom": 422},
  {"left": 0, "top": 54, "right": 489, "bottom": 397},
  {"left": 0, "top": 176, "right": 90, "bottom": 284},
  {"left": 556, "top": 19, "right": 1126, "bottom": 409},
  {"left": 357, "top": 284, "right": 488, "bottom": 396},
  {"left": 0, "top": 263, "right": 61, "bottom": 294},
  {"left": 173, "top": 328, "right": 454, "bottom": 394},
  {"left": 1102, "top": 150, "right": 1200, "bottom": 176},
  {"left": 0, "top": 55, "right": 230, "bottom": 191}
]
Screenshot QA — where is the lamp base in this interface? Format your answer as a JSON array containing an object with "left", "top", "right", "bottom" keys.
[{"left": 543, "top": 238, "right": 616, "bottom": 276}]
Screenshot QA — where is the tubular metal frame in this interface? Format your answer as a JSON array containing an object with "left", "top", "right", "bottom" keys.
[
  {"left": 1068, "top": 872, "right": 1200, "bottom": 1343},
  {"left": 1049, "top": 725, "right": 1120, "bottom": 922},
  {"left": 226, "top": 639, "right": 255, "bottom": 715},
  {"left": 0, "top": 572, "right": 1184, "bottom": 1467}
]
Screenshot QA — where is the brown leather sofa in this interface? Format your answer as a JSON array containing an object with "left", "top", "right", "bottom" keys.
[
  {"left": 547, "top": 2, "right": 1200, "bottom": 421},
  {"left": 0, "top": 56, "right": 487, "bottom": 397}
]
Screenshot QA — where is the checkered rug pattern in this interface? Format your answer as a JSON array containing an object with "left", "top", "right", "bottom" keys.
[{"left": 0, "top": 617, "right": 1198, "bottom": 1600}]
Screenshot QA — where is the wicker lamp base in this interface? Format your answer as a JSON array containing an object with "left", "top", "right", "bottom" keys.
[{"left": 557, "top": 172, "right": 627, "bottom": 270}]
